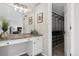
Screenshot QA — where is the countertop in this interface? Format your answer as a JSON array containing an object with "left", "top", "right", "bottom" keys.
[
  {"left": 0, "top": 34, "right": 42, "bottom": 40},
  {"left": 0, "top": 34, "right": 43, "bottom": 47}
]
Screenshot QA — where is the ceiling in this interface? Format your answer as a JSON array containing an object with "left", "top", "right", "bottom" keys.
[
  {"left": 7, "top": 3, "right": 40, "bottom": 13},
  {"left": 21, "top": 3, "right": 40, "bottom": 11}
]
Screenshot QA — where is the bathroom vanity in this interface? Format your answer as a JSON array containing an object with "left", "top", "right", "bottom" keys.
[{"left": 0, "top": 34, "right": 43, "bottom": 56}]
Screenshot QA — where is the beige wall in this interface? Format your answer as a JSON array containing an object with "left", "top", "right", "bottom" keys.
[
  {"left": 35, "top": 3, "right": 50, "bottom": 55},
  {"left": 23, "top": 12, "right": 35, "bottom": 34},
  {"left": 22, "top": 3, "right": 52, "bottom": 55}
]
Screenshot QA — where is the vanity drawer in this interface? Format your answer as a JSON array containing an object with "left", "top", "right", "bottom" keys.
[
  {"left": 0, "top": 41, "right": 10, "bottom": 47},
  {"left": 7, "top": 38, "right": 31, "bottom": 46}
]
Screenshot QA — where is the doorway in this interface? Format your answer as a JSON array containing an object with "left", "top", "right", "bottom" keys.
[{"left": 52, "top": 3, "right": 65, "bottom": 56}]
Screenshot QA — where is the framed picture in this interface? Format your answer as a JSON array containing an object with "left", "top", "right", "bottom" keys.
[
  {"left": 23, "top": 15, "right": 27, "bottom": 20},
  {"left": 37, "top": 12, "right": 43, "bottom": 23},
  {"left": 29, "top": 16, "right": 33, "bottom": 25}
]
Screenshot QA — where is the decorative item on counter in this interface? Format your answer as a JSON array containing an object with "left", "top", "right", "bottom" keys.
[
  {"left": 31, "top": 30, "right": 38, "bottom": 36},
  {"left": 0, "top": 18, "right": 9, "bottom": 39}
]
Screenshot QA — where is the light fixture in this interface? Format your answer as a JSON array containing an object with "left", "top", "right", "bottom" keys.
[
  {"left": 14, "top": 3, "right": 28, "bottom": 9},
  {"left": 13, "top": 3, "right": 29, "bottom": 13}
]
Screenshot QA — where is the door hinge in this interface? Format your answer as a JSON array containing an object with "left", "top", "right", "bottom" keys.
[{"left": 70, "top": 26, "right": 71, "bottom": 30}]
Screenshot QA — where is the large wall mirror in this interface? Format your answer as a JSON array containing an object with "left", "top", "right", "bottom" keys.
[{"left": 0, "top": 3, "right": 35, "bottom": 34}]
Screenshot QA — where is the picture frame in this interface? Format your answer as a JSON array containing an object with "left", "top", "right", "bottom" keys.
[
  {"left": 28, "top": 16, "right": 33, "bottom": 25},
  {"left": 23, "top": 15, "right": 27, "bottom": 20},
  {"left": 37, "top": 12, "right": 43, "bottom": 23}
]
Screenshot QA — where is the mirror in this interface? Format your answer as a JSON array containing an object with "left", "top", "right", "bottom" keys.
[{"left": 0, "top": 3, "right": 35, "bottom": 34}]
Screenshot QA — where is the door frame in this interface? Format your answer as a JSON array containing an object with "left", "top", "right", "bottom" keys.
[
  {"left": 48, "top": 3, "right": 52, "bottom": 56},
  {"left": 48, "top": 3, "right": 72, "bottom": 56},
  {"left": 64, "top": 3, "right": 74, "bottom": 56}
]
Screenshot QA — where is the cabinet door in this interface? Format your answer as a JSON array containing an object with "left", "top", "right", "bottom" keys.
[{"left": 33, "top": 37, "right": 43, "bottom": 55}]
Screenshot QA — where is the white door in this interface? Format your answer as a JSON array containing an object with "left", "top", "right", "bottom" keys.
[{"left": 64, "top": 4, "right": 73, "bottom": 56}]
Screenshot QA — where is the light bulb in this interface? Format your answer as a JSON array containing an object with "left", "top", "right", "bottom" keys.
[{"left": 19, "top": 7, "right": 23, "bottom": 12}]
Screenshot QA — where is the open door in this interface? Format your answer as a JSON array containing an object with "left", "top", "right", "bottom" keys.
[{"left": 64, "top": 3, "right": 73, "bottom": 56}]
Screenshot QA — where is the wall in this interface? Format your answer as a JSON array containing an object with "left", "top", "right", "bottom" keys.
[
  {"left": 71, "top": 3, "right": 79, "bottom": 56},
  {"left": 35, "top": 3, "right": 52, "bottom": 56},
  {"left": 19, "top": 3, "right": 52, "bottom": 56},
  {"left": 23, "top": 12, "right": 35, "bottom": 34}
]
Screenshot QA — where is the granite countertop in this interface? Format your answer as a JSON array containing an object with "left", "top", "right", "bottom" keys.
[{"left": 0, "top": 34, "right": 42, "bottom": 40}]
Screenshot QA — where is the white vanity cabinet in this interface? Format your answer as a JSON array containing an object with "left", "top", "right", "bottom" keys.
[
  {"left": 0, "top": 36, "right": 43, "bottom": 56},
  {"left": 27, "top": 36, "right": 43, "bottom": 56}
]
